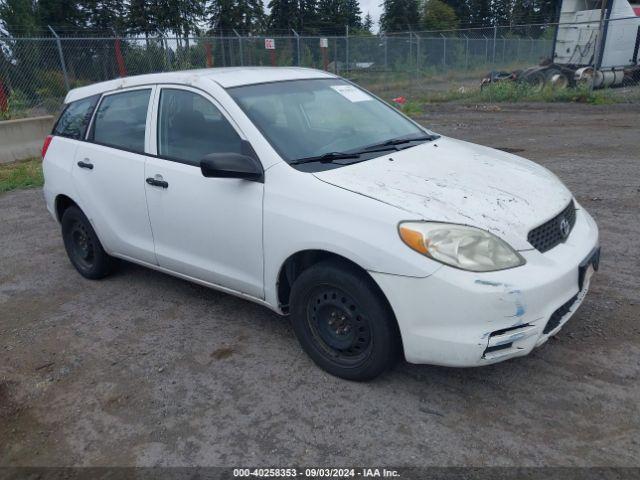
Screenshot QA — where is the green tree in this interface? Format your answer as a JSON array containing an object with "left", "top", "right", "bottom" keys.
[
  {"left": 491, "top": 0, "right": 513, "bottom": 27},
  {"left": 317, "top": 0, "right": 361, "bottom": 31},
  {"left": 209, "top": 0, "right": 236, "bottom": 31},
  {"left": 209, "top": 0, "right": 265, "bottom": 34},
  {"left": 128, "top": 0, "right": 160, "bottom": 36},
  {"left": 539, "top": 0, "right": 558, "bottom": 23},
  {"left": 156, "top": 0, "right": 204, "bottom": 39},
  {"left": 1, "top": 0, "right": 51, "bottom": 105},
  {"left": 422, "top": 0, "right": 458, "bottom": 30},
  {"left": 0, "top": 0, "right": 38, "bottom": 36},
  {"left": 344, "top": 0, "right": 362, "bottom": 28},
  {"left": 37, "top": 0, "right": 86, "bottom": 31},
  {"left": 362, "top": 12, "right": 374, "bottom": 33},
  {"left": 468, "top": 0, "right": 491, "bottom": 26},
  {"left": 380, "top": 0, "right": 419, "bottom": 32},
  {"left": 234, "top": 0, "right": 266, "bottom": 32},
  {"left": 84, "top": 0, "right": 127, "bottom": 31},
  {"left": 267, "top": 0, "right": 299, "bottom": 30},
  {"left": 511, "top": 0, "right": 557, "bottom": 37},
  {"left": 299, "top": 0, "right": 319, "bottom": 31},
  {"left": 443, "top": 0, "right": 470, "bottom": 27}
]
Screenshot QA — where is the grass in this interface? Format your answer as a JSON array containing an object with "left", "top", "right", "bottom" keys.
[
  {"left": 0, "top": 158, "right": 44, "bottom": 193},
  {"left": 428, "top": 82, "right": 618, "bottom": 104},
  {"left": 399, "top": 101, "right": 425, "bottom": 116},
  {"left": 385, "top": 81, "right": 630, "bottom": 117}
]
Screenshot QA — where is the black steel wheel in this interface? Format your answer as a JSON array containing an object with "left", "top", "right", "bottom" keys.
[
  {"left": 290, "top": 260, "right": 400, "bottom": 381},
  {"left": 307, "top": 285, "right": 373, "bottom": 366},
  {"left": 68, "top": 219, "right": 95, "bottom": 270},
  {"left": 61, "top": 206, "right": 114, "bottom": 279}
]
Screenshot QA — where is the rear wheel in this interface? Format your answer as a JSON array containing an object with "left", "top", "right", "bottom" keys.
[
  {"left": 289, "top": 260, "right": 399, "bottom": 381},
  {"left": 61, "top": 206, "right": 114, "bottom": 279}
]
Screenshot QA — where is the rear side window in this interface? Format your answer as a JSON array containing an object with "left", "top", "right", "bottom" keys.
[
  {"left": 92, "top": 89, "right": 151, "bottom": 153},
  {"left": 53, "top": 95, "right": 99, "bottom": 140}
]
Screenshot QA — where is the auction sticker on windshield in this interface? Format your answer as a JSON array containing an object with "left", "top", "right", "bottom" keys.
[{"left": 330, "top": 84, "right": 372, "bottom": 102}]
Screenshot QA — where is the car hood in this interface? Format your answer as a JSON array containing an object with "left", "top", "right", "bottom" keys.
[{"left": 313, "top": 136, "right": 573, "bottom": 250}]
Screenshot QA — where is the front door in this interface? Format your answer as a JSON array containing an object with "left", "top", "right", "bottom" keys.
[{"left": 144, "top": 86, "right": 264, "bottom": 298}]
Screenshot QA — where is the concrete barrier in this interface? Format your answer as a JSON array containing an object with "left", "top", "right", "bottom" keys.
[{"left": 0, "top": 116, "right": 54, "bottom": 164}]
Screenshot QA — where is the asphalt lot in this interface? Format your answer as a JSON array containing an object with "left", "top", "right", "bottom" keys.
[{"left": 1, "top": 103, "right": 639, "bottom": 467}]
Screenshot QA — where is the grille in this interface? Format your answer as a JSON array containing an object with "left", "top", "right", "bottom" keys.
[
  {"left": 527, "top": 201, "right": 576, "bottom": 253},
  {"left": 543, "top": 293, "right": 578, "bottom": 334}
]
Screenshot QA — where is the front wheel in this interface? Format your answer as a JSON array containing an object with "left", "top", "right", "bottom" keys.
[
  {"left": 289, "top": 260, "right": 400, "bottom": 381},
  {"left": 61, "top": 206, "right": 114, "bottom": 279}
]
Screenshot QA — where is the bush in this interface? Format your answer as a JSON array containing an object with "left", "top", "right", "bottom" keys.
[
  {"left": 0, "top": 89, "right": 31, "bottom": 120},
  {"left": 36, "top": 71, "right": 68, "bottom": 99}
]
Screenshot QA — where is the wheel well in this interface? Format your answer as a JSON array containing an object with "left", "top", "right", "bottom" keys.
[
  {"left": 277, "top": 249, "right": 403, "bottom": 354},
  {"left": 55, "top": 194, "right": 78, "bottom": 222},
  {"left": 277, "top": 250, "right": 387, "bottom": 313}
]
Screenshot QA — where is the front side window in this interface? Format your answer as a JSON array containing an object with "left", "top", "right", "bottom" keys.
[
  {"left": 92, "top": 89, "right": 151, "bottom": 153},
  {"left": 157, "top": 88, "right": 242, "bottom": 165},
  {"left": 53, "top": 95, "right": 99, "bottom": 139},
  {"left": 228, "top": 79, "right": 432, "bottom": 168}
]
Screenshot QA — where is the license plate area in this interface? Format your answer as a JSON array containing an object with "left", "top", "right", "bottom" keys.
[{"left": 578, "top": 246, "right": 600, "bottom": 291}]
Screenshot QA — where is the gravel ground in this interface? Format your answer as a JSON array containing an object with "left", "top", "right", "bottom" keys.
[{"left": 1, "top": 103, "right": 639, "bottom": 467}]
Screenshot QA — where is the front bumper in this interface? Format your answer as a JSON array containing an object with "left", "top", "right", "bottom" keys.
[{"left": 370, "top": 207, "right": 599, "bottom": 367}]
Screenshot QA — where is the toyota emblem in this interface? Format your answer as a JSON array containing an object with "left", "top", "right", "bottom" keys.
[{"left": 559, "top": 217, "right": 571, "bottom": 238}]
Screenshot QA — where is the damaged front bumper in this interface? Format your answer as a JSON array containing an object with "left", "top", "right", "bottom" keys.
[{"left": 370, "top": 207, "right": 600, "bottom": 367}]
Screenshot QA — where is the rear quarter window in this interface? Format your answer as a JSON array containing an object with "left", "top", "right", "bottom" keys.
[{"left": 53, "top": 95, "right": 100, "bottom": 140}]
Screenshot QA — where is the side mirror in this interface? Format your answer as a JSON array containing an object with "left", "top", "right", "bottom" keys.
[{"left": 200, "top": 152, "right": 263, "bottom": 182}]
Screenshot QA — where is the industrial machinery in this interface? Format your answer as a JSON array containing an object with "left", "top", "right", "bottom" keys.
[{"left": 483, "top": 0, "right": 640, "bottom": 89}]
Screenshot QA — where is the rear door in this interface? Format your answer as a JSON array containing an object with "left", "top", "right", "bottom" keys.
[
  {"left": 44, "top": 94, "right": 100, "bottom": 213},
  {"left": 72, "top": 87, "right": 156, "bottom": 264},
  {"left": 144, "top": 85, "right": 264, "bottom": 298}
]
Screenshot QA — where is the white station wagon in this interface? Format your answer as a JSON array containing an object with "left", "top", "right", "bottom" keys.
[{"left": 42, "top": 67, "right": 600, "bottom": 380}]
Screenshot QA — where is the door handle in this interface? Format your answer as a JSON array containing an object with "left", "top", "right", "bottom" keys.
[
  {"left": 77, "top": 160, "right": 93, "bottom": 170},
  {"left": 146, "top": 177, "right": 169, "bottom": 189}
]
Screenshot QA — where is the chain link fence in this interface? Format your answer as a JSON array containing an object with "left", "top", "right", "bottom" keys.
[{"left": 1, "top": 17, "right": 639, "bottom": 119}]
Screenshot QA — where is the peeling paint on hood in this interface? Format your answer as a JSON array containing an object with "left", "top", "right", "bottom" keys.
[{"left": 313, "top": 136, "right": 573, "bottom": 250}]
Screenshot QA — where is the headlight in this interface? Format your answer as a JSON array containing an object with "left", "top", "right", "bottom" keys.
[{"left": 398, "top": 222, "right": 525, "bottom": 272}]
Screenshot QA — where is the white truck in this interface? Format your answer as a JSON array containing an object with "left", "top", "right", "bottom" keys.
[{"left": 485, "top": 0, "right": 640, "bottom": 89}]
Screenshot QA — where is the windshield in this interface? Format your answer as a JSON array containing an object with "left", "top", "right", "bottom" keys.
[{"left": 228, "top": 78, "right": 431, "bottom": 166}]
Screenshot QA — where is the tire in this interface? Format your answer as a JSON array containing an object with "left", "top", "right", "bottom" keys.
[
  {"left": 61, "top": 206, "right": 114, "bottom": 279},
  {"left": 289, "top": 260, "right": 400, "bottom": 381},
  {"left": 544, "top": 67, "right": 560, "bottom": 80},
  {"left": 525, "top": 70, "right": 547, "bottom": 92},
  {"left": 550, "top": 72, "right": 570, "bottom": 89}
]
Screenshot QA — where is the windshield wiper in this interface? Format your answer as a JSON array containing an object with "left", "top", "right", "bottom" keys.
[
  {"left": 290, "top": 151, "right": 361, "bottom": 165},
  {"left": 289, "top": 134, "right": 439, "bottom": 166},
  {"left": 358, "top": 134, "right": 439, "bottom": 153}
]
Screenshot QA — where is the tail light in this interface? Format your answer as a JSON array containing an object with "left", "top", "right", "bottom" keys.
[{"left": 42, "top": 135, "right": 53, "bottom": 159}]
